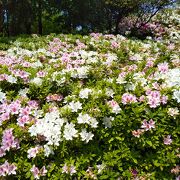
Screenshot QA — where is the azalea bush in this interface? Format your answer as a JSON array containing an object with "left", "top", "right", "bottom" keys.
[
  {"left": 116, "top": 6, "right": 180, "bottom": 40},
  {"left": 0, "top": 17, "right": 180, "bottom": 180}
]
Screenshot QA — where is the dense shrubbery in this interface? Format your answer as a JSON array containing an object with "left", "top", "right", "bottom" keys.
[
  {"left": 0, "top": 9, "right": 179, "bottom": 180},
  {"left": 118, "top": 7, "right": 180, "bottom": 40}
]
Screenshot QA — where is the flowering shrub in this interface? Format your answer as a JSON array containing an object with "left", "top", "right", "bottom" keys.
[
  {"left": 118, "top": 16, "right": 166, "bottom": 39},
  {"left": 0, "top": 30, "right": 179, "bottom": 179},
  {"left": 154, "top": 7, "right": 180, "bottom": 41},
  {"left": 117, "top": 7, "right": 180, "bottom": 40}
]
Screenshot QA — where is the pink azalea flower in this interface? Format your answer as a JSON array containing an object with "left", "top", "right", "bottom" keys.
[
  {"left": 128, "top": 64, "right": 138, "bottom": 71},
  {"left": 141, "top": 119, "right": 155, "bottom": 131},
  {"left": 48, "top": 106, "right": 59, "bottom": 112},
  {"left": 108, "top": 100, "right": 119, "bottom": 107},
  {"left": 152, "top": 82, "right": 160, "bottom": 90},
  {"left": 141, "top": 120, "right": 149, "bottom": 131},
  {"left": 62, "top": 164, "right": 69, "bottom": 174},
  {"left": 0, "top": 74, "right": 8, "bottom": 81},
  {"left": 161, "top": 95, "right": 168, "bottom": 104},
  {"left": 139, "top": 95, "right": 145, "bottom": 102},
  {"left": 0, "top": 165, "right": 6, "bottom": 176},
  {"left": 0, "top": 161, "right": 17, "bottom": 176},
  {"left": 149, "top": 119, "right": 155, "bottom": 129},
  {"left": 46, "top": 94, "right": 63, "bottom": 102},
  {"left": 111, "top": 41, "right": 119, "bottom": 48},
  {"left": 22, "top": 61, "right": 31, "bottom": 67},
  {"left": 132, "top": 129, "right": 144, "bottom": 138},
  {"left": 107, "top": 100, "right": 121, "bottom": 114},
  {"left": 1, "top": 128, "right": 19, "bottom": 151},
  {"left": 148, "top": 98, "right": 161, "bottom": 108},
  {"left": 69, "top": 165, "right": 77, "bottom": 176},
  {"left": 9, "top": 104, "right": 19, "bottom": 115},
  {"left": 30, "top": 165, "right": 47, "bottom": 179},
  {"left": 150, "top": 90, "right": 161, "bottom": 98},
  {"left": 121, "top": 93, "right": 137, "bottom": 104},
  {"left": 146, "top": 90, "right": 161, "bottom": 108},
  {"left": 27, "top": 147, "right": 41, "bottom": 159},
  {"left": 62, "top": 164, "right": 76, "bottom": 175},
  {"left": 157, "top": 62, "right": 169, "bottom": 73},
  {"left": 17, "top": 115, "right": 30, "bottom": 127},
  {"left": 146, "top": 60, "right": 154, "bottom": 67},
  {"left": 7, "top": 164, "right": 17, "bottom": 175},
  {"left": 37, "top": 71, "right": 47, "bottom": 77},
  {"left": 0, "top": 112, "right": 10, "bottom": 124},
  {"left": 171, "top": 165, "right": 180, "bottom": 175},
  {"left": 164, "top": 135, "right": 172, "bottom": 145},
  {"left": 0, "top": 147, "right": 6, "bottom": 157},
  {"left": 40, "top": 166, "right": 47, "bottom": 176},
  {"left": 31, "top": 165, "right": 40, "bottom": 179},
  {"left": 27, "top": 100, "right": 39, "bottom": 109},
  {"left": 19, "top": 106, "right": 31, "bottom": 116}
]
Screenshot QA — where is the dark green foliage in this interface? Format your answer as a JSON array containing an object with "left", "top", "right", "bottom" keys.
[{"left": 0, "top": 0, "right": 178, "bottom": 36}]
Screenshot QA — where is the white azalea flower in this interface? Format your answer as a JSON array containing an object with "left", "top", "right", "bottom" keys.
[
  {"left": 79, "top": 88, "right": 92, "bottom": 99},
  {"left": 71, "top": 66, "right": 89, "bottom": 79},
  {"left": 69, "top": 101, "right": 82, "bottom": 112},
  {"left": 103, "top": 116, "right": 114, "bottom": 128},
  {"left": 18, "top": 88, "right": 29, "bottom": 97},
  {"left": 7, "top": 75, "right": 17, "bottom": 83},
  {"left": 173, "top": 90, "right": 180, "bottom": 103},
  {"left": 28, "top": 111, "right": 65, "bottom": 146},
  {"left": 80, "top": 129, "right": 94, "bottom": 143},
  {"left": 129, "top": 53, "right": 143, "bottom": 61},
  {"left": 0, "top": 90, "right": 6, "bottom": 102},
  {"left": 89, "top": 117, "right": 98, "bottom": 128},
  {"left": 77, "top": 113, "right": 91, "bottom": 124},
  {"left": 96, "top": 164, "right": 106, "bottom": 174},
  {"left": 44, "top": 145, "right": 54, "bottom": 157},
  {"left": 125, "top": 83, "right": 136, "bottom": 91},
  {"left": 167, "top": 108, "right": 179, "bottom": 118},
  {"left": 63, "top": 122, "right": 78, "bottom": 140},
  {"left": 105, "top": 88, "right": 114, "bottom": 98},
  {"left": 30, "top": 77, "right": 43, "bottom": 86},
  {"left": 77, "top": 113, "right": 98, "bottom": 128},
  {"left": 165, "top": 68, "right": 180, "bottom": 88},
  {"left": 116, "top": 76, "right": 127, "bottom": 84},
  {"left": 32, "top": 61, "right": 43, "bottom": 68}
]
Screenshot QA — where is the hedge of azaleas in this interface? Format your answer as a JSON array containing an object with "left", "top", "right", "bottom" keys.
[{"left": 0, "top": 11, "right": 180, "bottom": 179}]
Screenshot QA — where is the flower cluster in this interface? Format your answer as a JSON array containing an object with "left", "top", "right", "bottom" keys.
[
  {"left": 30, "top": 165, "right": 47, "bottom": 179},
  {"left": 29, "top": 111, "right": 65, "bottom": 146},
  {"left": 0, "top": 13, "right": 179, "bottom": 179},
  {"left": 62, "top": 164, "right": 77, "bottom": 176},
  {"left": 132, "top": 119, "right": 155, "bottom": 138},
  {"left": 0, "top": 161, "right": 17, "bottom": 176},
  {"left": 0, "top": 129, "right": 19, "bottom": 157}
]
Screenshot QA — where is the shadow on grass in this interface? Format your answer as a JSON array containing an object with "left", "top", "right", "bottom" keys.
[{"left": 0, "top": 35, "right": 30, "bottom": 50}]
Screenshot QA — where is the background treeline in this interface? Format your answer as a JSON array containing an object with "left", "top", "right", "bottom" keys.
[{"left": 0, "top": 0, "right": 178, "bottom": 36}]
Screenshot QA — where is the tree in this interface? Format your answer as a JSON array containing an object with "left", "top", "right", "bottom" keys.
[
  {"left": 0, "top": 1, "right": 3, "bottom": 34},
  {"left": 104, "top": 0, "right": 177, "bottom": 34},
  {"left": 0, "top": 0, "right": 178, "bottom": 36},
  {"left": 37, "top": 0, "right": 43, "bottom": 35}
]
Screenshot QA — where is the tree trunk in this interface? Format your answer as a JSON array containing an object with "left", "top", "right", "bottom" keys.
[
  {"left": 0, "top": 2, "right": 3, "bottom": 34},
  {"left": 107, "top": 9, "right": 112, "bottom": 34},
  {"left": 38, "top": 0, "right": 42, "bottom": 35},
  {"left": 5, "top": 2, "right": 10, "bottom": 36},
  {"left": 26, "top": 22, "right": 32, "bottom": 34},
  {"left": 115, "top": 13, "right": 122, "bottom": 34}
]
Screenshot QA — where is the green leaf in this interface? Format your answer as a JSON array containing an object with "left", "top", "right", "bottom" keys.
[{"left": 147, "top": 141, "right": 152, "bottom": 146}]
